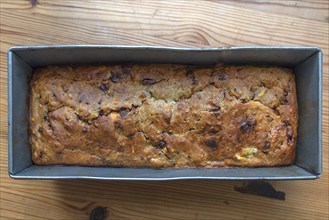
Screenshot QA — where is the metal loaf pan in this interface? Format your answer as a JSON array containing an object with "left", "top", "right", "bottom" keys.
[{"left": 8, "top": 45, "right": 322, "bottom": 180}]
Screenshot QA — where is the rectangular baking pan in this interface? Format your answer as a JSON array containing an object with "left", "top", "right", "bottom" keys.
[{"left": 8, "top": 45, "right": 322, "bottom": 180}]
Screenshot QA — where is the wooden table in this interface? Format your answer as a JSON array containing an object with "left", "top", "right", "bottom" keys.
[{"left": 0, "top": 1, "right": 328, "bottom": 219}]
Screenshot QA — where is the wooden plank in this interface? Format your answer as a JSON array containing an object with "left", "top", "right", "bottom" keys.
[
  {"left": 221, "top": 0, "right": 329, "bottom": 22},
  {"left": 0, "top": 0, "right": 328, "bottom": 219}
]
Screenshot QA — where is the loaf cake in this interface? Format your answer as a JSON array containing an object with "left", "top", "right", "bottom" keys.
[{"left": 30, "top": 64, "right": 298, "bottom": 168}]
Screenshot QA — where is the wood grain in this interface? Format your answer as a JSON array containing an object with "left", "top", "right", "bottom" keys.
[{"left": 0, "top": 0, "right": 328, "bottom": 219}]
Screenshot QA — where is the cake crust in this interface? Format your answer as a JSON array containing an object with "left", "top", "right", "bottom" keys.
[{"left": 30, "top": 64, "right": 298, "bottom": 167}]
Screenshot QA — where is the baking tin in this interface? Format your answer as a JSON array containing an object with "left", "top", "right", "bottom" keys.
[{"left": 8, "top": 45, "right": 322, "bottom": 180}]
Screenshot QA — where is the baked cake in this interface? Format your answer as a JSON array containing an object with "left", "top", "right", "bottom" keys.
[{"left": 30, "top": 64, "right": 298, "bottom": 167}]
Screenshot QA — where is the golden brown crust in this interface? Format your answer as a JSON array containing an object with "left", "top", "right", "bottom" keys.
[{"left": 30, "top": 64, "right": 298, "bottom": 168}]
